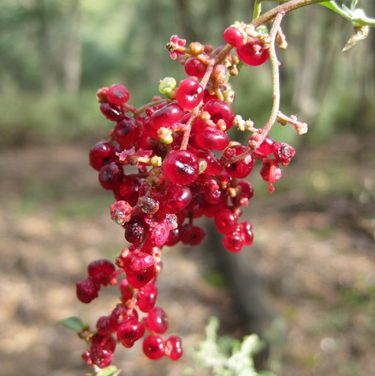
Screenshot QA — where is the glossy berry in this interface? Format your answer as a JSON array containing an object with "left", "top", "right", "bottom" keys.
[
  {"left": 184, "top": 57, "right": 207, "bottom": 78},
  {"left": 107, "top": 84, "right": 130, "bottom": 106},
  {"left": 163, "top": 150, "right": 199, "bottom": 185},
  {"left": 89, "top": 140, "right": 115, "bottom": 171},
  {"left": 214, "top": 209, "right": 238, "bottom": 234},
  {"left": 88, "top": 259, "right": 116, "bottom": 285},
  {"left": 137, "top": 283, "right": 158, "bottom": 312},
  {"left": 100, "top": 102, "right": 123, "bottom": 121},
  {"left": 241, "top": 221, "right": 254, "bottom": 246},
  {"left": 165, "top": 336, "right": 183, "bottom": 360},
  {"left": 98, "top": 162, "right": 123, "bottom": 190},
  {"left": 143, "top": 335, "right": 165, "bottom": 360},
  {"left": 145, "top": 306, "right": 168, "bottom": 334},
  {"left": 89, "top": 346, "right": 113, "bottom": 368},
  {"left": 125, "top": 219, "right": 145, "bottom": 245},
  {"left": 195, "top": 126, "right": 229, "bottom": 151},
  {"left": 163, "top": 184, "right": 192, "bottom": 213},
  {"left": 175, "top": 78, "right": 204, "bottom": 110},
  {"left": 223, "top": 229, "right": 244, "bottom": 253},
  {"left": 223, "top": 26, "right": 245, "bottom": 48},
  {"left": 253, "top": 136, "right": 275, "bottom": 159},
  {"left": 237, "top": 39, "right": 269, "bottom": 66},
  {"left": 126, "top": 265, "right": 157, "bottom": 289},
  {"left": 117, "top": 319, "right": 145, "bottom": 348},
  {"left": 76, "top": 278, "right": 99, "bottom": 303},
  {"left": 150, "top": 103, "right": 184, "bottom": 130},
  {"left": 203, "top": 100, "right": 234, "bottom": 129}
]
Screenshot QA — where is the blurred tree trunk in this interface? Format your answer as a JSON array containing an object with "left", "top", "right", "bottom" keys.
[
  {"left": 35, "top": 0, "right": 59, "bottom": 93},
  {"left": 62, "top": 0, "right": 81, "bottom": 94}
]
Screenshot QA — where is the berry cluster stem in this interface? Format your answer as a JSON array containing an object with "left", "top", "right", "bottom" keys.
[
  {"left": 252, "top": 12, "right": 284, "bottom": 149},
  {"left": 180, "top": 59, "right": 216, "bottom": 150}
]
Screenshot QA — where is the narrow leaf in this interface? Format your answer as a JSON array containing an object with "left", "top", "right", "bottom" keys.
[{"left": 59, "top": 316, "right": 87, "bottom": 332}]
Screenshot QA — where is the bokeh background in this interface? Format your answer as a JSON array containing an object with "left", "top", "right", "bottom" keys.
[{"left": 0, "top": 1, "right": 374, "bottom": 375}]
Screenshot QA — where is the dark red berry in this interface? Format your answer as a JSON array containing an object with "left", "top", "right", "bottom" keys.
[
  {"left": 272, "top": 142, "right": 295, "bottom": 165},
  {"left": 112, "top": 117, "right": 140, "bottom": 149},
  {"left": 117, "top": 319, "right": 145, "bottom": 348},
  {"left": 180, "top": 224, "right": 205, "bottom": 245},
  {"left": 223, "top": 145, "right": 254, "bottom": 178},
  {"left": 76, "top": 278, "right": 99, "bottom": 303},
  {"left": 89, "top": 140, "right": 115, "bottom": 171},
  {"left": 98, "top": 162, "right": 123, "bottom": 190},
  {"left": 214, "top": 208, "right": 238, "bottom": 234},
  {"left": 100, "top": 102, "right": 124, "bottom": 121}
]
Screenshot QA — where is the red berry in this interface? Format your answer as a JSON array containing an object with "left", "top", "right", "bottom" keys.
[
  {"left": 203, "top": 100, "right": 234, "bottom": 130},
  {"left": 260, "top": 158, "right": 282, "bottom": 193},
  {"left": 89, "top": 346, "right": 113, "bottom": 368},
  {"left": 240, "top": 221, "right": 254, "bottom": 246},
  {"left": 165, "top": 336, "right": 183, "bottom": 360},
  {"left": 184, "top": 57, "right": 207, "bottom": 78},
  {"left": 150, "top": 103, "right": 184, "bottom": 130},
  {"left": 124, "top": 219, "right": 145, "bottom": 245},
  {"left": 180, "top": 224, "right": 205, "bottom": 245},
  {"left": 117, "top": 319, "right": 145, "bottom": 348},
  {"left": 96, "top": 316, "right": 113, "bottom": 336},
  {"left": 253, "top": 136, "right": 275, "bottom": 159},
  {"left": 214, "top": 209, "right": 238, "bottom": 234},
  {"left": 223, "top": 229, "right": 244, "bottom": 253},
  {"left": 163, "top": 184, "right": 192, "bottom": 213},
  {"left": 76, "top": 278, "right": 99, "bottom": 303},
  {"left": 143, "top": 335, "right": 165, "bottom": 360},
  {"left": 126, "top": 265, "right": 157, "bottom": 289},
  {"left": 137, "top": 283, "right": 158, "bottom": 312},
  {"left": 107, "top": 84, "right": 130, "bottom": 106},
  {"left": 98, "top": 162, "right": 123, "bottom": 190},
  {"left": 112, "top": 117, "right": 140, "bottom": 149},
  {"left": 100, "top": 102, "right": 124, "bottom": 121},
  {"left": 223, "top": 145, "right": 254, "bottom": 178},
  {"left": 223, "top": 26, "right": 245, "bottom": 48},
  {"left": 175, "top": 78, "right": 204, "bottom": 110},
  {"left": 89, "top": 140, "right": 115, "bottom": 171},
  {"left": 145, "top": 306, "right": 168, "bottom": 334},
  {"left": 236, "top": 39, "right": 269, "bottom": 66},
  {"left": 195, "top": 126, "right": 229, "bottom": 151},
  {"left": 88, "top": 259, "right": 116, "bottom": 286},
  {"left": 163, "top": 150, "right": 199, "bottom": 185}
]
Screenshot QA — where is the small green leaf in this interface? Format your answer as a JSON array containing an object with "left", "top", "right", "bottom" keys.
[
  {"left": 96, "top": 365, "right": 120, "bottom": 376},
  {"left": 59, "top": 316, "right": 87, "bottom": 332}
]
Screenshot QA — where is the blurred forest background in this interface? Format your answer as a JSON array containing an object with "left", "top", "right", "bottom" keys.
[
  {"left": 0, "top": 1, "right": 374, "bottom": 376},
  {"left": 0, "top": 0, "right": 374, "bottom": 146}
]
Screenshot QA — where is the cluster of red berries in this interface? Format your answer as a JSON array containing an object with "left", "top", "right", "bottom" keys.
[{"left": 76, "top": 25, "right": 296, "bottom": 370}]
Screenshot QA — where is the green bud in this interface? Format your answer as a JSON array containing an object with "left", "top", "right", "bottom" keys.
[{"left": 159, "top": 77, "right": 177, "bottom": 96}]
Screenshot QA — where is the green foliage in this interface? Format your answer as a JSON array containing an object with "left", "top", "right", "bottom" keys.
[
  {"left": 59, "top": 316, "right": 87, "bottom": 332},
  {"left": 187, "top": 317, "right": 276, "bottom": 376}
]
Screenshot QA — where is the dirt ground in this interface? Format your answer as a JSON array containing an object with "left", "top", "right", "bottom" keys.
[{"left": 0, "top": 133, "right": 374, "bottom": 376}]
